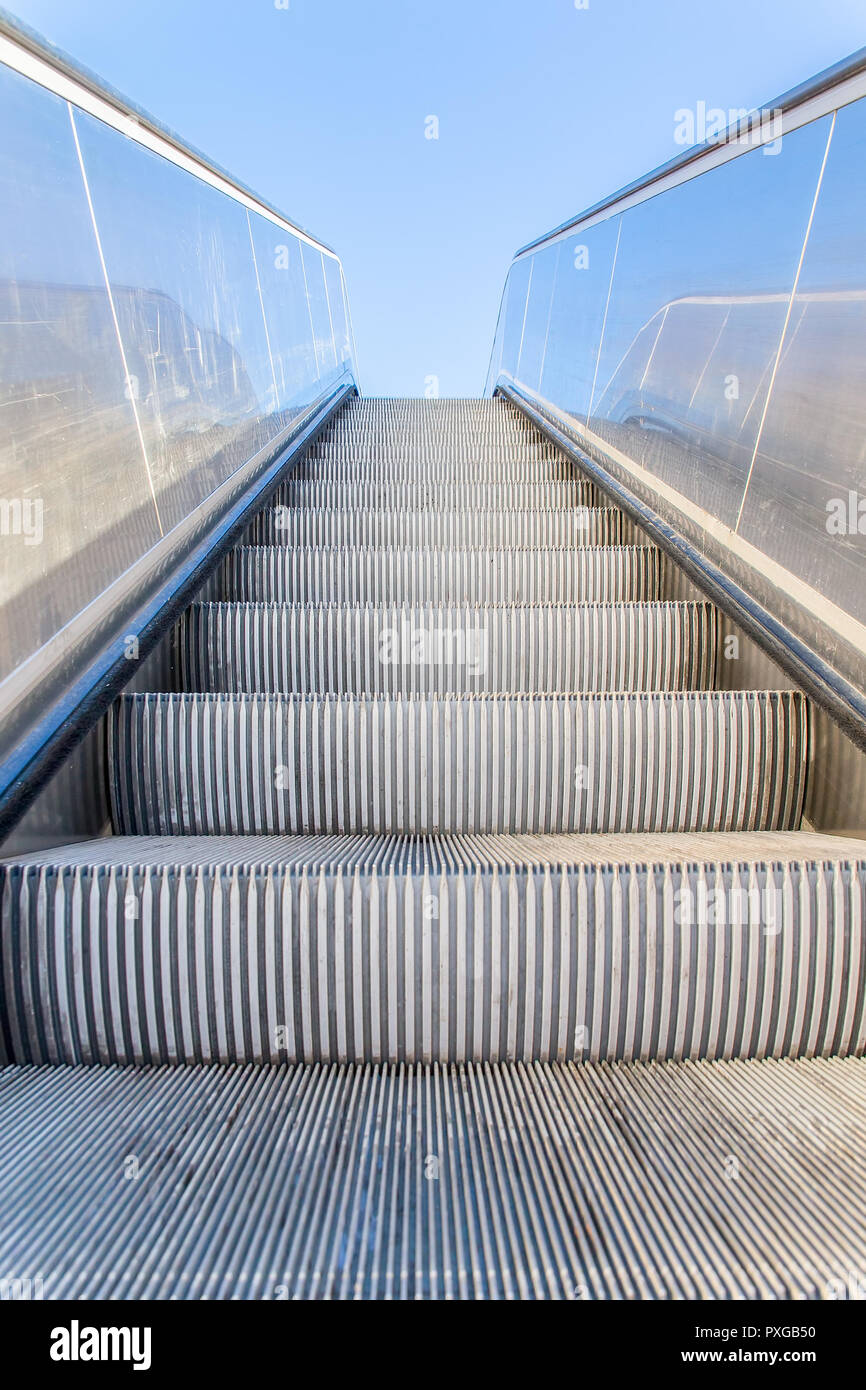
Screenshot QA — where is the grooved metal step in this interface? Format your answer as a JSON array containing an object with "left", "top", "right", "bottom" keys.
[
  {"left": 2, "top": 833, "right": 863, "bottom": 1067},
  {"left": 108, "top": 691, "right": 807, "bottom": 836},
  {"left": 178, "top": 601, "right": 716, "bottom": 695},
  {"left": 2, "top": 1055, "right": 866, "bottom": 1298},
  {"left": 326, "top": 397, "right": 537, "bottom": 425},
  {"left": 246, "top": 506, "right": 626, "bottom": 549},
  {"left": 2, "top": 391, "right": 843, "bottom": 1304},
  {"left": 293, "top": 456, "right": 571, "bottom": 479},
  {"left": 220, "top": 546, "right": 661, "bottom": 605},
  {"left": 268, "top": 479, "right": 602, "bottom": 511}
]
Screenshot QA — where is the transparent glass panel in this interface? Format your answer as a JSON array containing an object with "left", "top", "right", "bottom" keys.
[
  {"left": 323, "top": 253, "right": 352, "bottom": 368},
  {"left": 0, "top": 64, "right": 160, "bottom": 681},
  {"left": 540, "top": 218, "right": 621, "bottom": 421},
  {"left": 587, "top": 115, "right": 832, "bottom": 527},
  {"left": 0, "top": 53, "right": 355, "bottom": 722},
  {"left": 301, "top": 242, "right": 337, "bottom": 380},
  {"left": 500, "top": 257, "right": 531, "bottom": 383},
  {"left": 248, "top": 213, "right": 319, "bottom": 413},
  {"left": 738, "top": 97, "right": 866, "bottom": 622},
  {"left": 73, "top": 107, "right": 280, "bottom": 532},
  {"left": 515, "top": 242, "right": 558, "bottom": 393}
]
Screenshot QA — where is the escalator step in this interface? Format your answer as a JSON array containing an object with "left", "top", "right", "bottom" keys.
[
  {"left": 107, "top": 690, "right": 807, "bottom": 836},
  {"left": 1, "top": 832, "right": 863, "bottom": 1067},
  {"left": 292, "top": 456, "right": 575, "bottom": 480},
  {"left": 178, "top": 601, "right": 716, "bottom": 694},
  {"left": 268, "top": 479, "right": 601, "bottom": 510},
  {"left": 246, "top": 506, "right": 626, "bottom": 549},
  {"left": 1, "top": 1055, "right": 865, "bottom": 1298},
  {"left": 220, "top": 546, "right": 661, "bottom": 605}
]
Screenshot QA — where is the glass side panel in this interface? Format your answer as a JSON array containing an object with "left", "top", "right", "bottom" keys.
[
  {"left": 0, "top": 64, "right": 161, "bottom": 681},
  {"left": 587, "top": 115, "right": 832, "bottom": 528},
  {"left": 500, "top": 257, "right": 531, "bottom": 385},
  {"left": 323, "top": 252, "right": 352, "bottom": 368},
  {"left": 540, "top": 218, "right": 621, "bottom": 421},
  {"left": 74, "top": 107, "right": 280, "bottom": 532},
  {"left": 0, "top": 54, "right": 355, "bottom": 715},
  {"left": 487, "top": 94, "right": 866, "bottom": 690},
  {"left": 248, "top": 213, "right": 320, "bottom": 412},
  {"left": 301, "top": 241, "right": 338, "bottom": 380},
  {"left": 515, "top": 242, "right": 558, "bottom": 393},
  {"left": 737, "top": 97, "right": 866, "bottom": 623}
]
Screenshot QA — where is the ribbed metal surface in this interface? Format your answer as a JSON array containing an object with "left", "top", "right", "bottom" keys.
[
  {"left": 3, "top": 834, "right": 862, "bottom": 1066},
  {"left": 2, "top": 1055, "right": 866, "bottom": 1299},
  {"left": 178, "top": 602, "right": 716, "bottom": 695},
  {"left": 269, "top": 479, "right": 601, "bottom": 511},
  {"left": 4, "top": 393, "right": 848, "bottom": 1303},
  {"left": 324, "top": 396, "right": 539, "bottom": 430},
  {"left": 7, "top": 828, "right": 861, "bottom": 870},
  {"left": 220, "top": 546, "right": 661, "bottom": 605},
  {"left": 108, "top": 691, "right": 807, "bottom": 836},
  {"left": 292, "top": 456, "right": 573, "bottom": 480},
  {"left": 246, "top": 506, "right": 625, "bottom": 549}
]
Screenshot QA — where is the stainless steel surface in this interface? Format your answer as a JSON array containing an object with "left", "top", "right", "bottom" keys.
[
  {"left": 6, "top": 395, "right": 864, "bottom": 1301},
  {"left": 5, "top": 10, "right": 866, "bottom": 1301},
  {"left": 220, "top": 544, "right": 661, "bottom": 605},
  {"left": 245, "top": 506, "right": 626, "bottom": 548},
  {"left": 0, "top": 376, "right": 355, "bottom": 840},
  {"left": 2, "top": 1055, "right": 866, "bottom": 1298},
  {"left": 489, "top": 80, "right": 866, "bottom": 717},
  {"left": 2, "top": 832, "right": 864, "bottom": 1066},
  {"left": 178, "top": 601, "right": 715, "bottom": 694},
  {"left": 108, "top": 690, "right": 807, "bottom": 836},
  {"left": 268, "top": 476, "right": 600, "bottom": 512}
]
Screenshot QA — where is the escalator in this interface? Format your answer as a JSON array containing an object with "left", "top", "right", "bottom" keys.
[{"left": 2, "top": 396, "right": 866, "bottom": 1299}]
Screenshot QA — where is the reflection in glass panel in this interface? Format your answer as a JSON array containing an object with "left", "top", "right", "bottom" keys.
[
  {"left": 540, "top": 217, "right": 621, "bottom": 421},
  {"left": 248, "top": 213, "right": 319, "bottom": 412},
  {"left": 74, "top": 107, "right": 280, "bottom": 532},
  {"left": 0, "top": 64, "right": 161, "bottom": 681},
  {"left": 500, "top": 257, "right": 531, "bottom": 384},
  {"left": 301, "top": 242, "right": 337, "bottom": 379},
  {"left": 515, "top": 243, "right": 558, "bottom": 393},
  {"left": 323, "top": 253, "right": 352, "bottom": 367},
  {"left": 587, "top": 116, "right": 832, "bottom": 526},
  {"left": 0, "top": 50, "right": 356, "bottom": 724},
  {"left": 738, "top": 96, "right": 866, "bottom": 624}
]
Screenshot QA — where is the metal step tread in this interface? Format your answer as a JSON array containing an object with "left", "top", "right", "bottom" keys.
[
  {"left": 220, "top": 545, "right": 661, "bottom": 604},
  {"left": 2, "top": 831, "right": 863, "bottom": 1066},
  {"left": 268, "top": 480, "right": 603, "bottom": 510},
  {"left": 108, "top": 690, "right": 807, "bottom": 836},
  {"left": 246, "top": 506, "right": 628, "bottom": 548},
  {"left": 293, "top": 458, "right": 572, "bottom": 478},
  {"left": 1, "top": 1055, "right": 864, "bottom": 1298},
  {"left": 178, "top": 600, "right": 715, "bottom": 694},
  {"left": 5, "top": 829, "right": 864, "bottom": 871}
]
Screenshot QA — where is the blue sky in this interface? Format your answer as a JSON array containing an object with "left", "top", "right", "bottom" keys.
[{"left": 8, "top": 0, "right": 866, "bottom": 395}]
